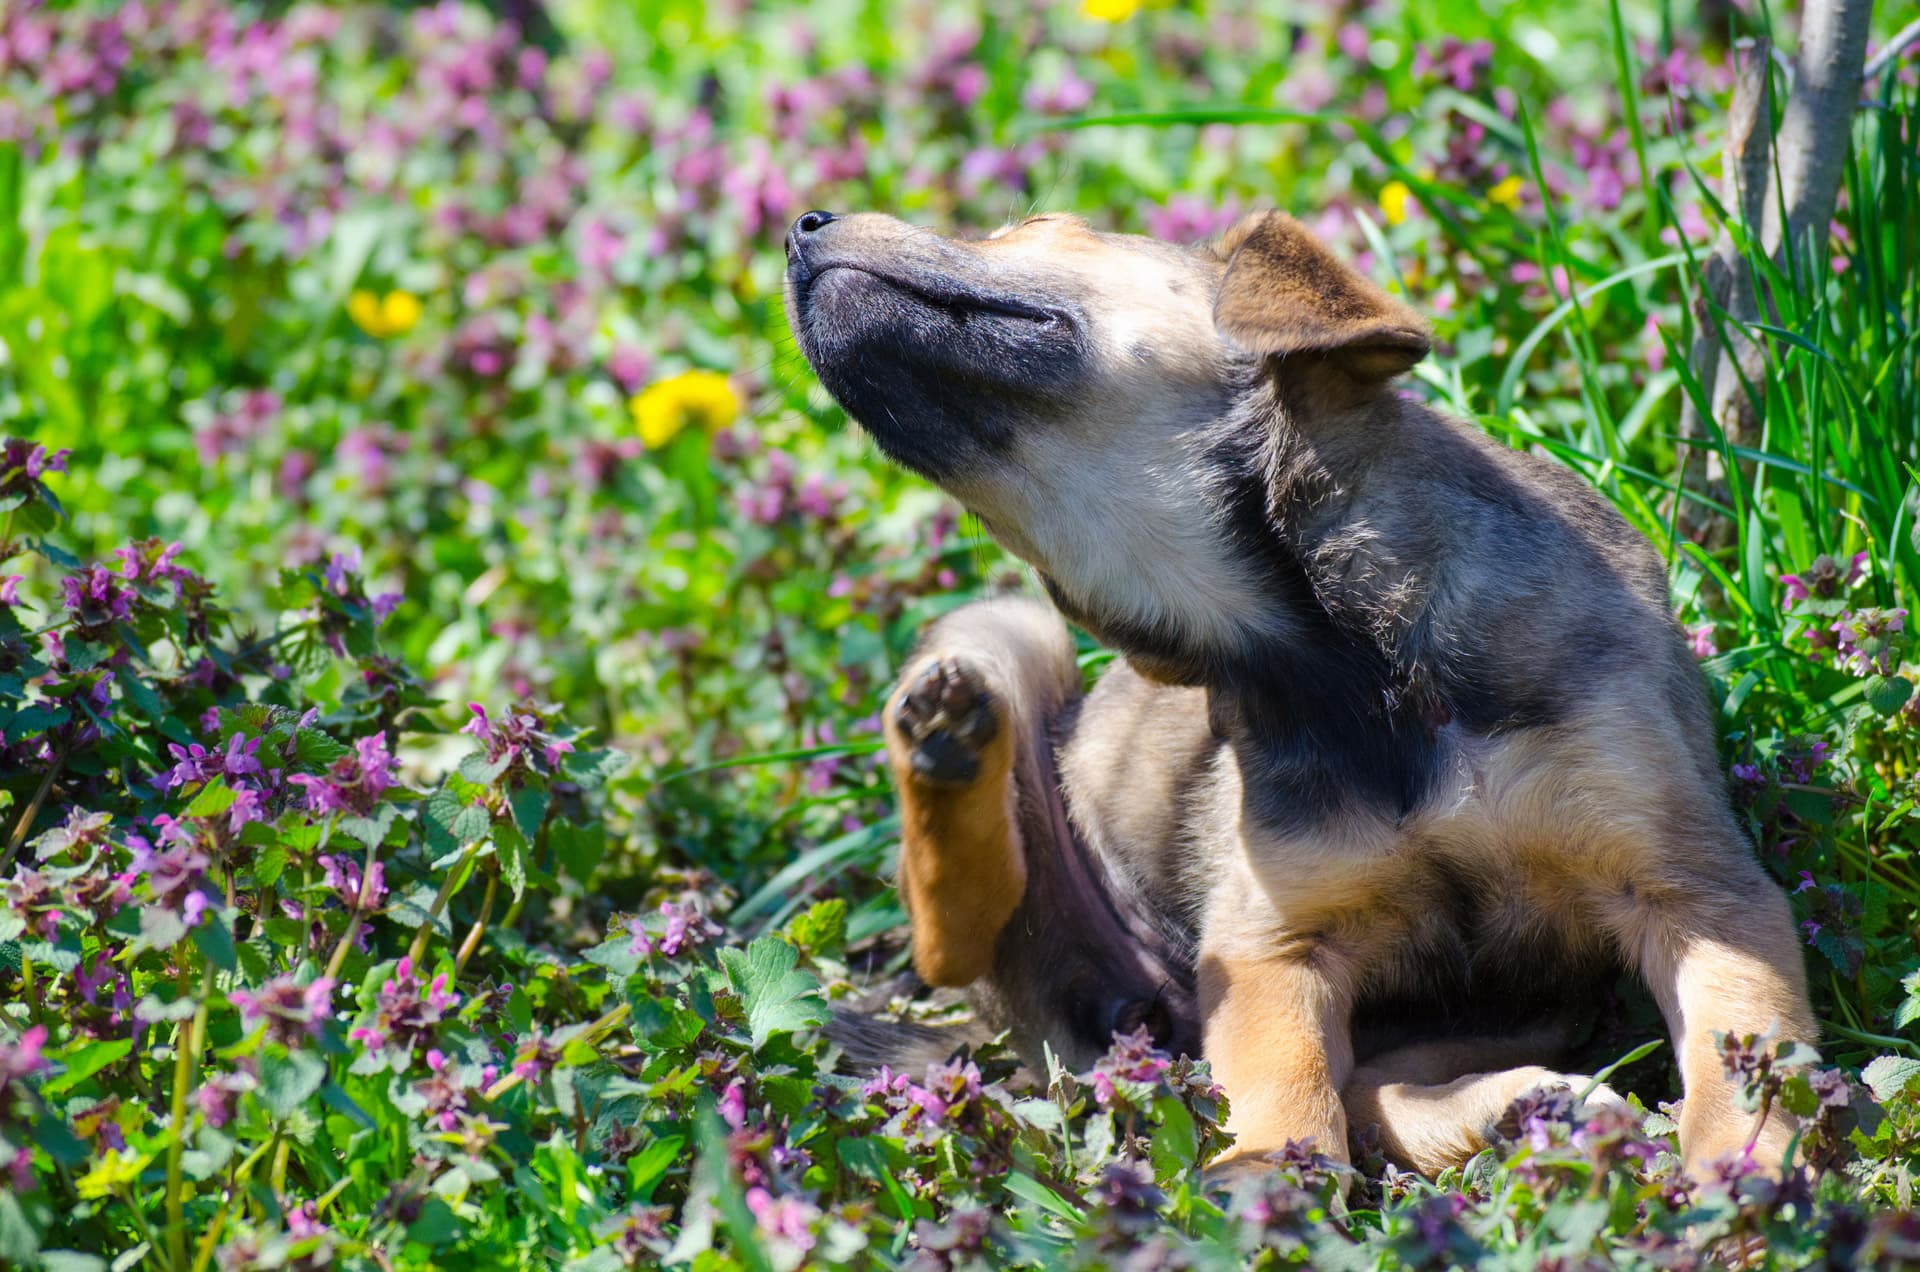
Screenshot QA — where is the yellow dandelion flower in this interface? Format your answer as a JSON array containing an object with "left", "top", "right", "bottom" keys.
[
  {"left": 1380, "top": 180, "right": 1413, "bottom": 227},
  {"left": 1083, "top": 0, "right": 1141, "bottom": 22},
  {"left": 380, "top": 290, "right": 422, "bottom": 335},
  {"left": 348, "top": 289, "right": 423, "bottom": 338},
  {"left": 348, "top": 289, "right": 384, "bottom": 335},
  {"left": 1488, "top": 175, "right": 1525, "bottom": 211},
  {"left": 630, "top": 370, "right": 741, "bottom": 450}
]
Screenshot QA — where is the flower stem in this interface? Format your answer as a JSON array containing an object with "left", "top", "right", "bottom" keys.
[
  {"left": 454, "top": 867, "right": 497, "bottom": 978},
  {"left": 164, "top": 966, "right": 211, "bottom": 1272},
  {"left": 1, "top": 749, "right": 66, "bottom": 872},
  {"left": 323, "top": 836, "right": 382, "bottom": 983},
  {"left": 482, "top": 1001, "right": 630, "bottom": 1102},
  {"left": 408, "top": 839, "right": 481, "bottom": 968}
]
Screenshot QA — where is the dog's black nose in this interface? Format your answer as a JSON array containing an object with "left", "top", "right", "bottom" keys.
[{"left": 786, "top": 210, "right": 837, "bottom": 262}]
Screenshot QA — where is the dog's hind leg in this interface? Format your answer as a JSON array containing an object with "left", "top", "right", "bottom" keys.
[
  {"left": 1343, "top": 1032, "right": 1626, "bottom": 1176},
  {"left": 885, "top": 598, "right": 1080, "bottom": 987},
  {"left": 1617, "top": 850, "right": 1816, "bottom": 1177}
]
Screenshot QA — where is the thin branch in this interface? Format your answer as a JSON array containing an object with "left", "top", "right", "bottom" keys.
[{"left": 1864, "top": 17, "right": 1920, "bottom": 81}]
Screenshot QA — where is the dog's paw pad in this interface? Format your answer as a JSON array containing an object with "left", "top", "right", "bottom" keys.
[{"left": 892, "top": 656, "right": 1000, "bottom": 784}]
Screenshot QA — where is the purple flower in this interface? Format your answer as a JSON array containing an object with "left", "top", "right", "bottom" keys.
[
  {"left": 1143, "top": 195, "right": 1244, "bottom": 244},
  {"left": 1412, "top": 38, "right": 1494, "bottom": 92},
  {"left": 348, "top": 956, "right": 460, "bottom": 1057},
  {"left": 745, "top": 1187, "right": 819, "bottom": 1252},
  {"left": 221, "top": 733, "right": 263, "bottom": 779},
  {"left": 194, "top": 1073, "right": 252, "bottom": 1129},
  {"left": 718, "top": 1078, "right": 748, "bottom": 1129},
  {"left": 229, "top": 974, "right": 334, "bottom": 1046},
  {"left": 1831, "top": 607, "right": 1906, "bottom": 676},
  {"left": 0, "top": 575, "right": 21, "bottom": 605},
  {"left": 317, "top": 853, "right": 387, "bottom": 910},
  {"left": 1782, "top": 551, "right": 1870, "bottom": 609},
  {"left": 1088, "top": 1025, "right": 1174, "bottom": 1108},
  {"left": 60, "top": 564, "right": 134, "bottom": 628},
  {"left": 0, "top": 439, "right": 69, "bottom": 502},
  {"left": 1022, "top": 69, "right": 1093, "bottom": 115},
  {"left": 288, "top": 732, "right": 398, "bottom": 816},
  {"left": 417, "top": 1048, "right": 476, "bottom": 1131},
  {"left": 461, "top": 702, "right": 573, "bottom": 777},
  {"left": 510, "top": 1028, "right": 563, "bottom": 1084},
  {"left": 323, "top": 549, "right": 360, "bottom": 596},
  {"left": 655, "top": 899, "right": 721, "bottom": 956},
  {"left": 226, "top": 784, "right": 266, "bottom": 834},
  {"left": 0, "top": 1024, "right": 48, "bottom": 1092},
  {"left": 161, "top": 741, "right": 218, "bottom": 790},
  {"left": 127, "top": 817, "right": 214, "bottom": 934}
]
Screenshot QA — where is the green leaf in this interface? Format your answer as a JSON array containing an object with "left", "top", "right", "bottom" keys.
[
  {"left": 507, "top": 781, "right": 549, "bottom": 837},
  {"left": 1863, "top": 674, "right": 1913, "bottom": 717},
  {"left": 184, "top": 778, "right": 237, "bottom": 819},
  {"left": 193, "top": 913, "right": 238, "bottom": 972},
  {"left": 426, "top": 786, "right": 490, "bottom": 847},
  {"left": 137, "top": 905, "right": 189, "bottom": 952},
  {"left": 460, "top": 751, "right": 514, "bottom": 786},
  {"left": 1862, "top": 1055, "right": 1920, "bottom": 1104},
  {"left": 581, "top": 935, "right": 644, "bottom": 980},
  {"left": 1003, "top": 1170, "right": 1085, "bottom": 1222},
  {"left": 338, "top": 803, "right": 397, "bottom": 850},
  {"left": 496, "top": 821, "right": 529, "bottom": 902},
  {"left": 253, "top": 843, "right": 288, "bottom": 889},
  {"left": 40, "top": 1039, "right": 133, "bottom": 1098},
  {"left": 0, "top": 1188, "right": 46, "bottom": 1264},
  {"left": 256, "top": 1049, "right": 328, "bottom": 1121},
  {"left": 36, "top": 1253, "right": 105, "bottom": 1272},
  {"left": 783, "top": 899, "right": 846, "bottom": 958},
  {"left": 1894, "top": 970, "right": 1920, "bottom": 1031},
  {"left": 716, "top": 937, "right": 827, "bottom": 1049},
  {"left": 549, "top": 819, "right": 605, "bottom": 882}
]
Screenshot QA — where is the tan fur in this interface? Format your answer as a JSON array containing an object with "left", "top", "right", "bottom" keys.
[
  {"left": 882, "top": 602, "right": 1610, "bottom": 1175},
  {"left": 1215, "top": 211, "right": 1431, "bottom": 378},
  {"left": 791, "top": 208, "right": 1818, "bottom": 1183},
  {"left": 886, "top": 600, "right": 1078, "bottom": 987}
]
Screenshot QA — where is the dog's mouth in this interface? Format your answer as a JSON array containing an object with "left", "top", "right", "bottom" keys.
[
  {"left": 795, "top": 261, "right": 1074, "bottom": 332},
  {"left": 782, "top": 211, "right": 1094, "bottom": 481}
]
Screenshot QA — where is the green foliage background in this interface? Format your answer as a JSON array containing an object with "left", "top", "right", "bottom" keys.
[{"left": 1, "top": 0, "right": 1919, "bottom": 1267}]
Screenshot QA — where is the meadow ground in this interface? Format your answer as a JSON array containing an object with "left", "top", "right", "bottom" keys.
[{"left": 1, "top": 0, "right": 1919, "bottom": 1267}]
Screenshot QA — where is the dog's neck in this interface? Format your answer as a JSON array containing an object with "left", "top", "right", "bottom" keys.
[{"left": 1055, "top": 382, "right": 1445, "bottom": 828}]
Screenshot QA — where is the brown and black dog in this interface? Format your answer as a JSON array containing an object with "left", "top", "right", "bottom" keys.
[{"left": 783, "top": 208, "right": 1814, "bottom": 1178}]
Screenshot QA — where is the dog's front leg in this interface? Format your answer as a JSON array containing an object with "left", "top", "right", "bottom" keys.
[{"left": 1198, "top": 900, "right": 1357, "bottom": 1172}]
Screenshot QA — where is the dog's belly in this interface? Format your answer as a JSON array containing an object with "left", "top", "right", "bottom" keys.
[{"left": 1343, "top": 842, "right": 1622, "bottom": 1056}]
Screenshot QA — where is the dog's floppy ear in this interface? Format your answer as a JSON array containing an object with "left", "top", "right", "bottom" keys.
[{"left": 1213, "top": 211, "right": 1430, "bottom": 380}]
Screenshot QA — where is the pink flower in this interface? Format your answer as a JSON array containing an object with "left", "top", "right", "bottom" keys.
[
  {"left": 1686, "top": 622, "right": 1717, "bottom": 659},
  {"left": 718, "top": 1078, "right": 748, "bottom": 1129},
  {"left": 744, "top": 1188, "right": 818, "bottom": 1251},
  {"left": 230, "top": 974, "right": 334, "bottom": 1045}
]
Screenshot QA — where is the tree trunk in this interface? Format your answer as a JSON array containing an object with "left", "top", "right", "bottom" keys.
[{"left": 1675, "top": 0, "right": 1876, "bottom": 547}]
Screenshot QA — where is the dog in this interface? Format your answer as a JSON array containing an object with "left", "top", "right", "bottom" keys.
[
  {"left": 829, "top": 597, "right": 1634, "bottom": 1176},
  {"left": 783, "top": 207, "right": 1815, "bottom": 1178}
]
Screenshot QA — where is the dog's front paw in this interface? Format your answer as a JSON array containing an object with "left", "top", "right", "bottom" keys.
[{"left": 890, "top": 656, "right": 1003, "bottom": 785}]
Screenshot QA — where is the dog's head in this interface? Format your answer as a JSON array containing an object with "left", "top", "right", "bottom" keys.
[{"left": 784, "top": 209, "right": 1429, "bottom": 676}]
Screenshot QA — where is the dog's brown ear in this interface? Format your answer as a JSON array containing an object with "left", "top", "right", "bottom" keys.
[{"left": 1213, "top": 211, "right": 1430, "bottom": 380}]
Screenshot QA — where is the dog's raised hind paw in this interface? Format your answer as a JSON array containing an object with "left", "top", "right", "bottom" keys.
[{"left": 891, "top": 656, "right": 1002, "bottom": 785}]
